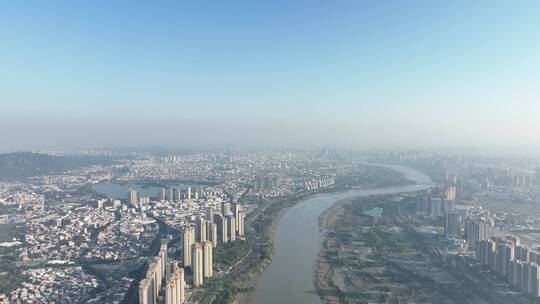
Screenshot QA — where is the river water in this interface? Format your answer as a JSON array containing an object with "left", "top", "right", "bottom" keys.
[{"left": 252, "top": 163, "right": 434, "bottom": 304}]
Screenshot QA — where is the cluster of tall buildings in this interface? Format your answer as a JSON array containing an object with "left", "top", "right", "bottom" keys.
[
  {"left": 181, "top": 228, "right": 213, "bottom": 288},
  {"left": 476, "top": 237, "right": 540, "bottom": 298},
  {"left": 416, "top": 184, "right": 457, "bottom": 216},
  {"left": 158, "top": 186, "right": 204, "bottom": 201},
  {"left": 465, "top": 218, "right": 500, "bottom": 250},
  {"left": 182, "top": 202, "right": 245, "bottom": 287},
  {"left": 416, "top": 197, "right": 456, "bottom": 217},
  {"left": 127, "top": 186, "right": 206, "bottom": 208},
  {"left": 190, "top": 242, "right": 211, "bottom": 288},
  {"left": 421, "top": 185, "right": 540, "bottom": 299},
  {"left": 252, "top": 175, "right": 280, "bottom": 191},
  {"left": 127, "top": 189, "right": 151, "bottom": 208},
  {"left": 139, "top": 243, "right": 186, "bottom": 304},
  {"left": 415, "top": 192, "right": 470, "bottom": 238},
  {"left": 303, "top": 178, "right": 335, "bottom": 191},
  {"left": 138, "top": 200, "right": 247, "bottom": 303},
  {"left": 512, "top": 174, "right": 534, "bottom": 187},
  {"left": 164, "top": 262, "right": 185, "bottom": 304}
]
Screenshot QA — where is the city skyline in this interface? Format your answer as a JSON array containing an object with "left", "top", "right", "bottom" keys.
[{"left": 3, "top": 2, "right": 540, "bottom": 303}]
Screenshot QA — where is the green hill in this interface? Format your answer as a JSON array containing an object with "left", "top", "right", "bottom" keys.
[{"left": 0, "top": 152, "right": 110, "bottom": 181}]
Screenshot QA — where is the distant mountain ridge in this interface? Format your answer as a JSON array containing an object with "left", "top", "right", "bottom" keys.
[{"left": 0, "top": 152, "right": 110, "bottom": 181}]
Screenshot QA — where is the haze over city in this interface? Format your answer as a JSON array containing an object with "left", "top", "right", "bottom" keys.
[
  {"left": 4, "top": 2, "right": 540, "bottom": 304},
  {"left": 2, "top": 1, "right": 540, "bottom": 152}
]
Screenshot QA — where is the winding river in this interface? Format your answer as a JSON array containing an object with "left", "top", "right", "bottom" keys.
[{"left": 252, "top": 163, "right": 434, "bottom": 304}]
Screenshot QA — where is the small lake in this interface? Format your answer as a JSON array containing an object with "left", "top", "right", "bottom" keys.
[{"left": 363, "top": 207, "right": 384, "bottom": 218}]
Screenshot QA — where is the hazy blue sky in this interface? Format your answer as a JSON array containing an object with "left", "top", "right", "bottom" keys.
[{"left": 1, "top": 1, "right": 539, "bottom": 151}]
